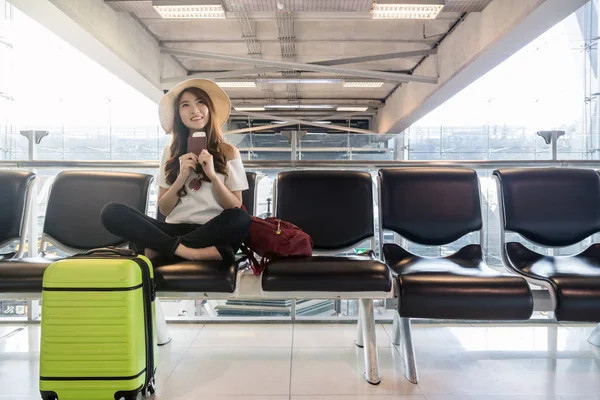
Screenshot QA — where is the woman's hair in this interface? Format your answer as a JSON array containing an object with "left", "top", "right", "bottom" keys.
[{"left": 164, "top": 87, "right": 228, "bottom": 196}]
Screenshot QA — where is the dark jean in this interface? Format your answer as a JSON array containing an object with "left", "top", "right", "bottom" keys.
[{"left": 100, "top": 202, "right": 251, "bottom": 263}]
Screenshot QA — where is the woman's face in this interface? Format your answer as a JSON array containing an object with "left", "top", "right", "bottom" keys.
[{"left": 178, "top": 91, "right": 210, "bottom": 133}]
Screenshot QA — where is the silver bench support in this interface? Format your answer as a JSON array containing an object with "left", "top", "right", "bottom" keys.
[
  {"left": 391, "top": 310, "right": 418, "bottom": 384},
  {"left": 155, "top": 298, "right": 172, "bottom": 346},
  {"left": 391, "top": 311, "right": 401, "bottom": 345},
  {"left": 588, "top": 323, "right": 600, "bottom": 347},
  {"left": 355, "top": 309, "right": 364, "bottom": 348},
  {"left": 359, "top": 298, "right": 380, "bottom": 385}
]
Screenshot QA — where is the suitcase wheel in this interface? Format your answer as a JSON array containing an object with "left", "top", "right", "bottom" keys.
[
  {"left": 41, "top": 391, "right": 58, "bottom": 400},
  {"left": 142, "top": 377, "right": 156, "bottom": 397}
]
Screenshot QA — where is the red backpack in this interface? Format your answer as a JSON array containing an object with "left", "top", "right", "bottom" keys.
[{"left": 241, "top": 215, "right": 314, "bottom": 275}]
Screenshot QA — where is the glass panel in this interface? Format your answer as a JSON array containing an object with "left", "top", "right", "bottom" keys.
[{"left": 1, "top": 0, "right": 597, "bottom": 323}]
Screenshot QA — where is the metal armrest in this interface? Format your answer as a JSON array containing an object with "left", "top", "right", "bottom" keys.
[{"left": 0, "top": 252, "right": 17, "bottom": 261}]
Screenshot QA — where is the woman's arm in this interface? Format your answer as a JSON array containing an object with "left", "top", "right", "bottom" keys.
[
  {"left": 198, "top": 144, "right": 244, "bottom": 209},
  {"left": 158, "top": 151, "right": 198, "bottom": 216},
  {"left": 158, "top": 181, "right": 184, "bottom": 216},
  {"left": 212, "top": 179, "right": 243, "bottom": 209}
]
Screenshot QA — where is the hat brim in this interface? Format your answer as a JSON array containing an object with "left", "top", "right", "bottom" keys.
[{"left": 159, "top": 79, "right": 231, "bottom": 133}]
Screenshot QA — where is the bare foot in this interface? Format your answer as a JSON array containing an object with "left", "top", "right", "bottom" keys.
[
  {"left": 144, "top": 248, "right": 161, "bottom": 259},
  {"left": 174, "top": 244, "right": 222, "bottom": 261}
]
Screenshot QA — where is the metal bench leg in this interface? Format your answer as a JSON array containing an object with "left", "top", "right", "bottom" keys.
[
  {"left": 355, "top": 304, "right": 364, "bottom": 348},
  {"left": 396, "top": 315, "right": 418, "bottom": 384},
  {"left": 391, "top": 310, "right": 401, "bottom": 345},
  {"left": 588, "top": 323, "right": 600, "bottom": 347},
  {"left": 359, "top": 298, "right": 381, "bottom": 385},
  {"left": 155, "top": 298, "right": 172, "bottom": 346}
]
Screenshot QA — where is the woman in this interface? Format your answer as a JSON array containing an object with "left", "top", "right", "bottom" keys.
[{"left": 101, "top": 79, "right": 251, "bottom": 264}]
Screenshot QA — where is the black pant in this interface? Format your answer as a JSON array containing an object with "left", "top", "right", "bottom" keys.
[{"left": 100, "top": 203, "right": 251, "bottom": 263}]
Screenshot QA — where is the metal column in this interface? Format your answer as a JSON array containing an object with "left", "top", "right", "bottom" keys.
[{"left": 19, "top": 130, "right": 48, "bottom": 257}]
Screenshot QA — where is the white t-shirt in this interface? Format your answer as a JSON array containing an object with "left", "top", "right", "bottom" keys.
[{"left": 157, "top": 145, "right": 249, "bottom": 225}]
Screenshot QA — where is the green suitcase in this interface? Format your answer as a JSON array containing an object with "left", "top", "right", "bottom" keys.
[{"left": 39, "top": 248, "right": 157, "bottom": 400}]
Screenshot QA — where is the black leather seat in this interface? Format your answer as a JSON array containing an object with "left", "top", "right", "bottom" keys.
[
  {"left": 242, "top": 172, "right": 260, "bottom": 216},
  {"left": 0, "top": 256, "right": 60, "bottom": 293},
  {"left": 263, "top": 254, "right": 390, "bottom": 292},
  {"left": 152, "top": 257, "right": 242, "bottom": 293},
  {"left": 494, "top": 168, "right": 600, "bottom": 322},
  {"left": 262, "top": 171, "right": 392, "bottom": 293},
  {"left": 0, "top": 170, "right": 36, "bottom": 260},
  {"left": 0, "top": 171, "right": 154, "bottom": 293},
  {"left": 380, "top": 168, "right": 533, "bottom": 320},
  {"left": 153, "top": 171, "right": 257, "bottom": 293},
  {"left": 43, "top": 171, "right": 154, "bottom": 250}
]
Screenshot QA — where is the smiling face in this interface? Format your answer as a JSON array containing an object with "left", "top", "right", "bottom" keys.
[{"left": 178, "top": 90, "right": 210, "bottom": 133}]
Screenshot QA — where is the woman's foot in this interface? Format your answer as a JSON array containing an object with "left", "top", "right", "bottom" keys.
[
  {"left": 174, "top": 244, "right": 222, "bottom": 261},
  {"left": 144, "top": 248, "right": 161, "bottom": 259}
]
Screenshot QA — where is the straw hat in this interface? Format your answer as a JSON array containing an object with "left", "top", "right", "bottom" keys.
[{"left": 158, "top": 78, "right": 231, "bottom": 133}]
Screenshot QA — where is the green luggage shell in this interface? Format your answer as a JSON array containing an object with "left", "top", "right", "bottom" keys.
[{"left": 39, "top": 254, "right": 157, "bottom": 400}]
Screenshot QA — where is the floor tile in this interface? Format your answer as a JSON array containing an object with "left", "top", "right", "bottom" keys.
[
  {"left": 0, "top": 356, "right": 40, "bottom": 396},
  {"left": 414, "top": 356, "right": 563, "bottom": 396},
  {"left": 0, "top": 325, "right": 24, "bottom": 338},
  {"left": 163, "top": 323, "right": 204, "bottom": 348},
  {"left": 293, "top": 323, "right": 391, "bottom": 348},
  {"left": 158, "top": 347, "right": 292, "bottom": 397},
  {"left": 425, "top": 396, "right": 560, "bottom": 400},
  {"left": 292, "top": 396, "right": 426, "bottom": 400},
  {"left": 191, "top": 323, "right": 292, "bottom": 348},
  {"left": 0, "top": 326, "right": 40, "bottom": 358},
  {"left": 521, "top": 358, "right": 600, "bottom": 395},
  {"left": 559, "top": 396, "right": 600, "bottom": 400},
  {"left": 155, "top": 345, "right": 188, "bottom": 389},
  {"left": 290, "top": 347, "right": 420, "bottom": 396},
  {"left": 388, "top": 323, "right": 600, "bottom": 362},
  {"left": 156, "top": 397, "right": 288, "bottom": 400},
  {"left": 2, "top": 322, "right": 600, "bottom": 399}
]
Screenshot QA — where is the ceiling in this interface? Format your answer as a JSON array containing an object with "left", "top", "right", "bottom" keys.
[{"left": 105, "top": 0, "right": 493, "bottom": 132}]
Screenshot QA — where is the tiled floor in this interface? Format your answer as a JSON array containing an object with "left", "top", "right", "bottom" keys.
[{"left": 1, "top": 322, "right": 599, "bottom": 400}]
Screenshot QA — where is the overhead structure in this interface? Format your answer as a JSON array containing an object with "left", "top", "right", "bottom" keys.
[
  {"left": 375, "top": 0, "right": 590, "bottom": 133},
  {"left": 8, "top": 0, "right": 588, "bottom": 133}
]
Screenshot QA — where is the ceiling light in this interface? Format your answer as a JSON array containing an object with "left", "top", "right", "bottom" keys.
[
  {"left": 343, "top": 81, "right": 385, "bottom": 88},
  {"left": 257, "top": 78, "right": 343, "bottom": 84},
  {"left": 234, "top": 106, "right": 265, "bottom": 111},
  {"left": 216, "top": 81, "right": 257, "bottom": 88},
  {"left": 312, "top": 121, "right": 332, "bottom": 125},
  {"left": 264, "top": 104, "right": 335, "bottom": 109},
  {"left": 153, "top": 1, "right": 225, "bottom": 19},
  {"left": 372, "top": 0, "right": 445, "bottom": 20},
  {"left": 272, "top": 121, "right": 290, "bottom": 124},
  {"left": 337, "top": 106, "right": 369, "bottom": 112}
]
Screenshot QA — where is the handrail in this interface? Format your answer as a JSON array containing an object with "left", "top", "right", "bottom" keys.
[{"left": 0, "top": 159, "right": 599, "bottom": 169}]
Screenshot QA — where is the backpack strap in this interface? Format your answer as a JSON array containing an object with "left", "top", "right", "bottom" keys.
[{"left": 240, "top": 244, "right": 261, "bottom": 275}]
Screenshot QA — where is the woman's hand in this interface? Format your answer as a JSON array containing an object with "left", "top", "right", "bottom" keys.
[
  {"left": 177, "top": 152, "right": 198, "bottom": 182},
  {"left": 198, "top": 149, "right": 217, "bottom": 180}
]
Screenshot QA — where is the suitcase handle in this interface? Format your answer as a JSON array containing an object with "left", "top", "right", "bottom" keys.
[{"left": 75, "top": 247, "right": 136, "bottom": 257}]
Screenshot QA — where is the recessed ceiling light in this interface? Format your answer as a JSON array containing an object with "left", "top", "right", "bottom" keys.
[
  {"left": 336, "top": 106, "right": 369, "bottom": 112},
  {"left": 216, "top": 81, "right": 257, "bottom": 88},
  {"left": 343, "top": 81, "right": 385, "bottom": 88},
  {"left": 264, "top": 104, "right": 335, "bottom": 109},
  {"left": 257, "top": 78, "right": 344, "bottom": 84},
  {"left": 372, "top": 0, "right": 445, "bottom": 20},
  {"left": 152, "top": 1, "right": 225, "bottom": 19},
  {"left": 234, "top": 106, "right": 265, "bottom": 111}
]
